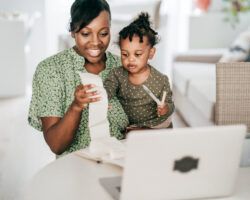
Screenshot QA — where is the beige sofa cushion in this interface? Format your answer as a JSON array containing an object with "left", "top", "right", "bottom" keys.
[
  {"left": 173, "top": 62, "right": 215, "bottom": 96},
  {"left": 187, "top": 80, "right": 216, "bottom": 121},
  {"left": 174, "top": 49, "right": 225, "bottom": 63}
]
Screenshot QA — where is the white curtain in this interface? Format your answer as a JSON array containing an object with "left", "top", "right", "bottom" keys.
[{"left": 159, "top": 0, "right": 193, "bottom": 81}]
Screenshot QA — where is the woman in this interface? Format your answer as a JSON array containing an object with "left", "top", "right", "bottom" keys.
[{"left": 28, "top": 0, "right": 129, "bottom": 156}]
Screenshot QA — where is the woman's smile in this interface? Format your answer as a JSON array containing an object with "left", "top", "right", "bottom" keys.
[{"left": 87, "top": 49, "right": 102, "bottom": 57}]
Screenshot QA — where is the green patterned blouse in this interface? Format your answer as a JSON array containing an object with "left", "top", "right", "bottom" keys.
[{"left": 28, "top": 48, "right": 129, "bottom": 155}]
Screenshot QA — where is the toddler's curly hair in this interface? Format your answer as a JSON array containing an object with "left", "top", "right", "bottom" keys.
[{"left": 118, "top": 12, "right": 159, "bottom": 47}]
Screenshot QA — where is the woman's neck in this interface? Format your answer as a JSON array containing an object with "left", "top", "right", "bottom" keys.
[{"left": 84, "top": 61, "right": 106, "bottom": 75}]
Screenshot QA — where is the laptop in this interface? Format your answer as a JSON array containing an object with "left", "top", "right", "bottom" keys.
[{"left": 99, "top": 125, "right": 246, "bottom": 200}]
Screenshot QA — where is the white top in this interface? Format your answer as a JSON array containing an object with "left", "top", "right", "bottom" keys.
[{"left": 24, "top": 152, "right": 250, "bottom": 200}]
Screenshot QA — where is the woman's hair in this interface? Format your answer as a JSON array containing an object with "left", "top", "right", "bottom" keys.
[
  {"left": 69, "top": 0, "right": 111, "bottom": 33},
  {"left": 118, "top": 12, "right": 159, "bottom": 47}
]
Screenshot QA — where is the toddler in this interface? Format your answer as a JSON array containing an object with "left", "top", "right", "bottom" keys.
[{"left": 104, "top": 12, "right": 174, "bottom": 129}]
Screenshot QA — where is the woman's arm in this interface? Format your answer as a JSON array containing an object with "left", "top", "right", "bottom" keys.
[{"left": 41, "top": 84, "right": 101, "bottom": 155}]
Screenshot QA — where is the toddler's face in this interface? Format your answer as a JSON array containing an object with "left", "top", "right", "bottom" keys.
[{"left": 120, "top": 35, "right": 155, "bottom": 74}]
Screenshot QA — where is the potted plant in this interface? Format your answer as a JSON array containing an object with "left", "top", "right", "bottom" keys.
[
  {"left": 222, "top": 0, "right": 250, "bottom": 28},
  {"left": 196, "top": 0, "right": 211, "bottom": 11}
]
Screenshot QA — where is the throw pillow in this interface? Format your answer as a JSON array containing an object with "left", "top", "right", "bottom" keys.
[{"left": 219, "top": 29, "right": 250, "bottom": 62}]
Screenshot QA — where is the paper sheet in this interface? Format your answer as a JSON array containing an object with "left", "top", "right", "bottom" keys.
[
  {"left": 77, "top": 72, "right": 126, "bottom": 161},
  {"left": 89, "top": 137, "right": 126, "bottom": 160},
  {"left": 77, "top": 72, "right": 110, "bottom": 139}
]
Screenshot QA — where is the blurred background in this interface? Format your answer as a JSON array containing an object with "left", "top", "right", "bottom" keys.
[{"left": 0, "top": 0, "right": 250, "bottom": 199}]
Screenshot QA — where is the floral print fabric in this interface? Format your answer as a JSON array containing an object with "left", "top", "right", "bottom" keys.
[{"left": 28, "top": 48, "right": 129, "bottom": 155}]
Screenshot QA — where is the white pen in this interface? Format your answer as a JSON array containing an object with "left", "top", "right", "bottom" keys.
[
  {"left": 142, "top": 85, "right": 162, "bottom": 106},
  {"left": 161, "top": 91, "right": 167, "bottom": 105}
]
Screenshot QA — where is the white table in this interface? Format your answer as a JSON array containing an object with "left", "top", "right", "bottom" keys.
[{"left": 24, "top": 152, "right": 250, "bottom": 200}]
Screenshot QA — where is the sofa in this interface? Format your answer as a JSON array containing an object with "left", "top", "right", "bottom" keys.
[
  {"left": 173, "top": 51, "right": 250, "bottom": 129},
  {"left": 172, "top": 50, "right": 250, "bottom": 166},
  {"left": 172, "top": 27, "right": 250, "bottom": 128},
  {"left": 172, "top": 49, "right": 222, "bottom": 127}
]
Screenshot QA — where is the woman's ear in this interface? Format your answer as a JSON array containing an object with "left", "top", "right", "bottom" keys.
[
  {"left": 71, "top": 32, "right": 75, "bottom": 38},
  {"left": 149, "top": 47, "right": 156, "bottom": 60}
]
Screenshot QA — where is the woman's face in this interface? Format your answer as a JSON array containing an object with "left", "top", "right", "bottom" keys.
[{"left": 71, "top": 11, "right": 110, "bottom": 64}]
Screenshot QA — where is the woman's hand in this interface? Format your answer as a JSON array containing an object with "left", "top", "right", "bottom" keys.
[
  {"left": 108, "top": 105, "right": 112, "bottom": 110},
  {"left": 157, "top": 103, "right": 168, "bottom": 116},
  {"left": 72, "top": 84, "right": 101, "bottom": 112}
]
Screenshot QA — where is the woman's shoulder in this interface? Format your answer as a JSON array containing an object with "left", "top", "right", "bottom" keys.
[
  {"left": 36, "top": 48, "right": 73, "bottom": 75},
  {"left": 39, "top": 49, "right": 72, "bottom": 67},
  {"left": 106, "top": 51, "right": 122, "bottom": 68}
]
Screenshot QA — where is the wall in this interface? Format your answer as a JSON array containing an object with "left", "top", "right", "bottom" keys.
[
  {"left": 0, "top": 0, "right": 76, "bottom": 85},
  {"left": 0, "top": 20, "right": 25, "bottom": 97},
  {"left": 44, "top": 0, "right": 73, "bottom": 57},
  {"left": 0, "top": 0, "right": 46, "bottom": 85},
  {"left": 187, "top": 12, "right": 250, "bottom": 50},
  {"left": 175, "top": 0, "right": 250, "bottom": 51}
]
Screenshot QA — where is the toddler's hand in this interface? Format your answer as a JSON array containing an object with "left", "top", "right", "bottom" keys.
[{"left": 157, "top": 103, "right": 168, "bottom": 116}]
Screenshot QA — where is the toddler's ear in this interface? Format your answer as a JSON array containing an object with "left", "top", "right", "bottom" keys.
[
  {"left": 149, "top": 47, "right": 156, "bottom": 59},
  {"left": 71, "top": 32, "right": 75, "bottom": 38}
]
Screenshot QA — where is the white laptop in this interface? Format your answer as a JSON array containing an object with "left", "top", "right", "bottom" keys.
[{"left": 99, "top": 125, "right": 246, "bottom": 200}]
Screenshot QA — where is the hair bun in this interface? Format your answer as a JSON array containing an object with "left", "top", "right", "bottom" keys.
[
  {"left": 118, "top": 11, "right": 159, "bottom": 47},
  {"left": 132, "top": 12, "right": 151, "bottom": 29}
]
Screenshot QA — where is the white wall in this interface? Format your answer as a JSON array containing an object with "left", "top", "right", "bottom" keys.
[
  {"left": 164, "top": 0, "right": 250, "bottom": 74},
  {"left": 175, "top": 0, "right": 250, "bottom": 51},
  {"left": 187, "top": 12, "right": 250, "bottom": 50},
  {"left": 0, "top": 0, "right": 46, "bottom": 85},
  {"left": 44, "top": 0, "right": 73, "bottom": 57},
  {"left": 0, "top": 20, "right": 26, "bottom": 97},
  {"left": 208, "top": 0, "right": 225, "bottom": 12},
  {"left": 0, "top": 0, "right": 76, "bottom": 85}
]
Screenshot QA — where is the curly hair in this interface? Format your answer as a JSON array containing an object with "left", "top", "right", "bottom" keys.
[{"left": 118, "top": 12, "right": 159, "bottom": 47}]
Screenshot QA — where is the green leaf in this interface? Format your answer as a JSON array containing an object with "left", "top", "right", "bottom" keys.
[
  {"left": 222, "top": 8, "right": 229, "bottom": 12},
  {"left": 232, "top": 7, "right": 238, "bottom": 16}
]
